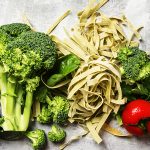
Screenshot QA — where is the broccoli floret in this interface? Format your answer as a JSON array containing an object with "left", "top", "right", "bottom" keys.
[
  {"left": 0, "top": 23, "right": 31, "bottom": 37},
  {"left": 51, "top": 96, "right": 70, "bottom": 125},
  {"left": 3, "top": 31, "right": 57, "bottom": 78},
  {"left": 36, "top": 95, "right": 70, "bottom": 125},
  {"left": 37, "top": 105, "right": 53, "bottom": 124},
  {"left": 137, "top": 62, "right": 150, "bottom": 81},
  {"left": 117, "top": 47, "right": 133, "bottom": 62},
  {"left": 118, "top": 47, "right": 150, "bottom": 82},
  {"left": 25, "top": 129, "right": 46, "bottom": 150},
  {"left": 48, "top": 125, "right": 66, "bottom": 142},
  {"left": 0, "top": 29, "right": 12, "bottom": 51},
  {"left": 35, "top": 86, "right": 48, "bottom": 103},
  {"left": 0, "top": 23, "right": 31, "bottom": 57},
  {"left": 35, "top": 86, "right": 53, "bottom": 124},
  {"left": 0, "top": 24, "right": 57, "bottom": 131},
  {"left": 35, "top": 86, "right": 52, "bottom": 104}
]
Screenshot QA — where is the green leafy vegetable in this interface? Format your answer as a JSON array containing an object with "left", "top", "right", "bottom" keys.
[{"left": 47, "top": 54, "right": 80, "bottom": 86}]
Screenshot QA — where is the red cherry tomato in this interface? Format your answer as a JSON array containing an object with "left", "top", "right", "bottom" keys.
[{"left": 122, "top": 99, "right": 150, "bottom": 136}]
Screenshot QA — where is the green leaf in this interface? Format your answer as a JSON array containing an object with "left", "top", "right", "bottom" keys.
[
  {"left": 47, "top": 74, "right": 65, "bottom": 87},
  {"left": 47, "top": 54, "right": 80, "bottom": 86},
  {"left": 58, "top": 54, "right": 80, "bottom": 75}
]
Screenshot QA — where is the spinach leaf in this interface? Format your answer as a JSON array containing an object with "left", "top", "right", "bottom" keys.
[{"left": 47, "top": 54, "right": 80, "bottom": 86}]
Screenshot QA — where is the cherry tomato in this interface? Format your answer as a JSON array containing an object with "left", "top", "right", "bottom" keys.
[{"left": 122, "top": 99, "right": 150, "bottom": 136}]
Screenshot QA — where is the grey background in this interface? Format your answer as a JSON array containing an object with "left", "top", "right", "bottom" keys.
[{"left": 0, "top": 0, "right": 150, "bottom": 150}]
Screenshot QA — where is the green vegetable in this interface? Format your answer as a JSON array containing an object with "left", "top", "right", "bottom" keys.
[
  {"left": 51, "top": 96, "right": 70, "bottom": 125},
  {"left": 48, "top": 124, "right": 66, "bottom": 142},
  {"left": 121, "top": 77, "right": 150, "bottom": 101},
  {"left": 0, "top": 23, "right": 31, "bottom": 37},
  {"left": 37, "top": 105, "right": 53, "bottom": 124},
  {"left": 0, "top": 23, "right": 31, "bottom": 58},
  {"left": 36, "top": 95, "right": 70, "bottom": 125},
  {"left": 117, "top": 47, "right": 150, "bottom": 126},
  {"left": 118, "top": 47, "right": 150, "bottom": 82},
  {"left": 35, "top": 85, "right": 48, "bottom": 103},
  {"left": 47, "top": 54, "right": 80, "bottom": 86},
  {"left": 0, "top": 23, "right": 57, "bottom": 131},
  {"left": 25, "top": 129, "right": 46, "bottom": 150}
]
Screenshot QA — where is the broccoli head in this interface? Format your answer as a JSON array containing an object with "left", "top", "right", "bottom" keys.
[
  {"left": 2, "top": 31, "right": 57, "bottom": 79},
  {"left": 25, "top": 129, "right": 46, "bottom": 150},
  {"left": 117, "top": 47, "right": 150, "bottom": 82},
  {"left": 48, "top": 125, "right": 66, "bottom": 142},
  {"left": 37, "top": 105, "right": 53, "bottom": 124},
  {"left": 51, "top": 96, "right": 70, "bottom": 125}
]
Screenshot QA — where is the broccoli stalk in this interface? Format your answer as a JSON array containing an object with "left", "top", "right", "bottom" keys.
[{"left": 0, "top": 72, "right": 40, "bottom": 131}]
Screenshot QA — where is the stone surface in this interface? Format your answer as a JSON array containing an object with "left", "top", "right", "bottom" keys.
[{"left": 0, "top": 0, "right": 150, "bottom": 150}]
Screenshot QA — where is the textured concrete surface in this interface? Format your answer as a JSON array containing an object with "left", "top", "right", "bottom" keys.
[{"left": 0, "top": 0, "right": 150, "bottom": 150}]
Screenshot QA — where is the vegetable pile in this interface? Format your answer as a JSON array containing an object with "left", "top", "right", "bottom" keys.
[{"left": 0, "top": 0, "right": 150, "bottom": 149}]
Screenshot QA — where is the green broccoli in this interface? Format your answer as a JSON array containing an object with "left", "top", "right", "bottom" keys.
[
  {"left": 51, "top": 96, "right": 70, "bottom": 125},
  {"left": 35, "top": 86, "right": 53, "bottom": 124},
  {"left": 117, "top": 47, "right": 150, "bottom": 82},
  {"left": 48, "top": 124, "right": 66, "bottom": 142},
  {"left": 37, "top": 105, "right": 53, "bottom": 124},
  {"left": 35, "top": 93, "right": 70, "bottom": 125},
  {"left": 0, "top": 23, "right": 31, "bottom": 57},
  {"left": 0, "top": 23, "right": 31, "bottom": 37},
  {"left": 35, "top": 86, "right": 48, "bottom": 103},
  {"left": 0, "top": 24, "right": 57, "bottom": 131},
  {"left": 25, "top": 129, "right": 46, "bottom": 150},
  {"left": 35, "top": 86, "right": 52, "bottom": 104},
  {"left": 36, "top": 94, "right": 70, "bottom": 125}
]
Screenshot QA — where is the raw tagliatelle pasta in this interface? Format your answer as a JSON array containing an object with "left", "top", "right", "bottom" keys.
[
  {"left": 50, "top": 0, "right": 142, "bottom": 145},
  {"left": 49, "top": 0, "right": 141, "bottom": 146},
  {"left": 68, "top": 56, "right": 126, "bottom": 143}
]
